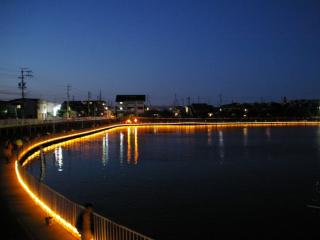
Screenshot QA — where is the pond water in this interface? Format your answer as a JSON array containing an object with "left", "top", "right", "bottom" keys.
[{"left": 26, "top": 125, "right": 320, "bottom": 239}]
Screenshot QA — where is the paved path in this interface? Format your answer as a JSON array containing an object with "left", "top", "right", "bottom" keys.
[{"left": 0, "top": 160, "right": 78, "bottom": 240}]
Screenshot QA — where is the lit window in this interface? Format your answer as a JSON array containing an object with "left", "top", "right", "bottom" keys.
[{"left": 16, "top": 105, "right": 21, "bottom": 109}]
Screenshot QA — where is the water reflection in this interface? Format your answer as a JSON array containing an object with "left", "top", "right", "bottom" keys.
[
  {"left": 127, "top": 128, "right": 131, "bottom": 163},
  {"left": 207, "top": 128, "right": 212, "bottom": 146},
  {"left": 102, "top": 133, "right": 109, "bottom": 166},
  {"left": 218, "top": 130, "right": 224, "bottom": 163},
  {"left": 54, "top": 146, "right": 63, "bottom": 172},
  {"left": 243, "top": 127, "right": 248, "bottom": 146},
  {"left": 153, "top": 127, "right": 158, "bottom": 134},
  {"left": 120, "top": 132, "right": 124, "bottom": 165},
  {"left": 134, "top": 127, "right": 139, "bottom": 164},
  {"left": 265, "top": 127, "right": 271, "bottom": 141}
]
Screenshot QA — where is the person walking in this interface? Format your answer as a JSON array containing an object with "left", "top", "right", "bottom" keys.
[{"left": 76, "top": 203, "right": 94, "bottom": 240}]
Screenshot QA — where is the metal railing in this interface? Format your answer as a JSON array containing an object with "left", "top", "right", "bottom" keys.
[{"left": 16, "top": 161, "right": 153, "bottom": 240}]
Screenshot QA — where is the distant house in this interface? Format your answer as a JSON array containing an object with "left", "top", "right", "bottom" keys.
[
  {"left": 0, "top": 100, "right": 9, "bottom": 119},
  {"left": 61, "top": 100, "right": 108, "bottom": 117},
  {"left": 190, "top": 103, "right": 215, "bottom": 118},
  {"left": 8, "top": 98, "right": 60, "bottom": 120},
  {"left": 115, "top": 95, "right": 146, "bottom": 117}
]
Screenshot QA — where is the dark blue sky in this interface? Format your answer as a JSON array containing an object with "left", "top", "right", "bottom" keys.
[{"left": 1, "top": 0, "right": 319, "bottom": 105}]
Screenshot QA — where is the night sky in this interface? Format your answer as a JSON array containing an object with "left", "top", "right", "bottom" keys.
[{"left": 0, "top": 0, "right": 319, "bottom": 105}]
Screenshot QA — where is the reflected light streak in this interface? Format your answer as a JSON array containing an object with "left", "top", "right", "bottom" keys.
[
  {"left": 207, "top": 128, "right": 212, "bottom": 145},
  {"left": 265, "top": 127, "right": 271, "bottom": 141},
  {"left": 54, "top": 146, "right": 63, "bottom": 172},
  {"left": 19, "top": 122, "right": 320, "bottom": 167},
  {"left": 127, "top": 127, "right": 131, "bottom": 163},
  {"left": 243, "top": 127, "right": 248, "bottom": 146},
  {"left": 102, "top": 133, "right": 109, "bottom": 166},
  {"left": 134, "top": 127, "right": 139, "bottom": 164},
  {"left": 120, "top": 132, "right": 124, "bottom": 165},
  {"left": 218, "top": 130, "right": 224, "bottom": 163}
]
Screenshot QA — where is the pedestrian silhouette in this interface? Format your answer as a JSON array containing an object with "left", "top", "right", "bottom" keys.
[{"left": 76, "top": 203, "right": 94, "bottom": 240}]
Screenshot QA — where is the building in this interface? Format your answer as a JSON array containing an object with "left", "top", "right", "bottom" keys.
[
  {"left": 60, "top": 100, "right": 111, "bottom": 118},
  {"left": 8, "top": 98, "right": 61, "bottom": 120},
  {"left": 0, "top": 100, "right": 9, "bottom": 119},
  {"left": 115, "top": 95, "right": 146, "bottom": 117},
  {"left": 190, "top": 103, "right": 215, "bottom": 118},
  {"left": 60, "top": 101, "right": 84, "bottom": 117}
]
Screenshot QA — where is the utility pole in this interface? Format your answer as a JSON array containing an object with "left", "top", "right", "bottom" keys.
[
  {"left": 18, "top": 67, "right": 33, "bottom": 99},
  {"left": 173, "top": 93, "right": 179, "bottom": 108},
  {"left": 219, "top": 94, "right": 223, "bottom": 107},
  {"left": 146, "top": 95, "right": 151, "bottom": 107},
  {"left": 66, "top": 85, "right": 71, "bottom": 118},
  {"left": 18, "top": 67, "right": 33, "bottom": 119},
  {"left": 187, "top": 96, "right": 191, "bottom": 106}
]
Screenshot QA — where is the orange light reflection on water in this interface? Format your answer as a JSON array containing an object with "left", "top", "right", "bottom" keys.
[
  {"left": 22, "top": 122, "right": 320, "bottom": 167},
  {"left": 134, "top": 127, "right": 139, "bottom": 164},
  {"left": 127, "top": 128, "right": 131, "bottom": 163}
]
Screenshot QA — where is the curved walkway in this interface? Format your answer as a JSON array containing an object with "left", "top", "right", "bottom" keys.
[{"left": 0, "top": 160, "right": 77, "bottom": 240}]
